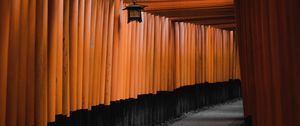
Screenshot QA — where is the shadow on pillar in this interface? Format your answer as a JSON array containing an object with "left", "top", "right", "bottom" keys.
[{"left": 244, "top": 116, "right": 252, "bottom": 126}]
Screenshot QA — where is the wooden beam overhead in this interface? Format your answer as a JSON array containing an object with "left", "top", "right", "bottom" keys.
[
  {"left": 211, "top": 23, "right": 236, "bottom": 29},
  {"left": 124, "top": 0, "right": 233, "bottom": 10},
  {"left": 171, "top": 15, "right": 235, "bottom": 22},
  {"left": 124, "top": 0, "right": 235, "bottom": 27},
  {"left": 188, "top": 18, "right": 235, "bottom": 25},
  {"left": 147, "top": 6, "right": 234, "bottom": 17}
]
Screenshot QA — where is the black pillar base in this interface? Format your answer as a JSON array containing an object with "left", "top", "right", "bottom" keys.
[
  {"left": 244, "top": 116, "right": 253, "bottom": 126},
  {"left": 49, "top": 80, "right": 242, "bottom": 126}
]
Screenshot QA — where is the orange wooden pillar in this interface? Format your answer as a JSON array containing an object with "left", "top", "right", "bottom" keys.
[
  {"left": 186, "top": 24, "right": 191, "bottom": 85},
  {"left": 154, "top": 16, "right": 162, "bottom": 93},
  {"left": 83, "top": 0, "right": 92, "bottom": 109},
  {"left": 169, "top": 19, "right": 173, "bottom": 90},
  {"left": 77, "top": 0, "right": 85, "bottom": 110},
  {"left": 94, "top": 0, "right": 101, "bottom": 106},
  {"left": 18, "top": 0, "right": 30, "bottom": 125},
  {"left": 120, "top": 8, "right": 129, "bottom": 99},
  {"left": 180, "top": 23, "right": 185, "bottom": 87},
  {"left": 48, "top": 0, "right": 59, "bottom": 122},
  {"left": 89, "top": 0, "right": 97, "bottom": 107},
  {"left": 104, "top": 0, "right": 114, "bottom": 104},
  {"left": 200, "top": 26, "right": 206, "bottom": 83},
  {"left": 111, "top": 0, "right": 121, "bottom": 102},
  {"left": 136, "top": 20, "right": 142, "bottom": 95},
  {"left": 194, "top": 25, "right": 200, "bottom": 84},
  {"left": 149, "top": 15, "right": 155, "bottom": 94},
  {"left": 235, "top": 0, "right": 300, "bottom": 125},
  {"left": 0, "top": 0, "right": 10, "bottom": 125},
  {"left": 136, "top": 19, "right": 142, "bottom": 95},
  {"left": 6, "top": 0, "right": 21, "bottom": 125},
  {"left": 63, "top": 0, "right": 71, "bottom": 116},
  {"left": 56, "top": 0, "right": 64, "bottom": 115},
  {"left": 70, "top": 0, "right": 79, "bottom": 111},
  {"left": 160, "top": 17, "right": 166, "bottom": 91},
  {"left": 134, "top": 21, "right": 140, "bottom": 96},
  {"left": 141, "top": 13, "right": 147, "bottom": 95},
  {"left": 174, "top": 22, "right": 181, "bottom": 89},
  {"left": 98, "top": 0, "right": 105, "bottom": 104},
  {"left": 35, "top": 0, "right": 48, "bottom": 125},
  {"left": 129, "top": 21, "right": 137, "bottom": 98},
  {"left": 191, "top": 24, "right": 196, "bottom": 85},
  {"left": 99, "top": 0, "right": 108, "bottom": 104},
  {"left": 26, "top": 0, "right": 37, "bottom": 125},
  {"left": 125, "top": 15, "right": 132, "bottom": 98}
]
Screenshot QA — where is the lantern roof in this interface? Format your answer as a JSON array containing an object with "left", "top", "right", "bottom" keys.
[{"left": 123, "top": 2, "right": 147, "bottom": 10}]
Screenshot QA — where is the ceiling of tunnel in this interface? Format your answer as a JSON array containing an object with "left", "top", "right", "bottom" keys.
[{"left": 123, "top": 0, "right": 236, "bottom": 29}]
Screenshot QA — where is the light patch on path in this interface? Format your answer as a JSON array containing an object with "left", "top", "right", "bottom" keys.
[{"left": 168, "top": 100, "right": 244, "bottom": 126}]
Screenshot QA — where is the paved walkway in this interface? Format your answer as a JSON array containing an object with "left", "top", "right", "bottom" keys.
[{"left": 168, "top": 100, "right": 244, "bottom": 126}]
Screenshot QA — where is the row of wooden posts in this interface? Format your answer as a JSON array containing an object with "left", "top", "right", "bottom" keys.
[{"left": 0, "top": 0, "right": 240, "bottom": 125}]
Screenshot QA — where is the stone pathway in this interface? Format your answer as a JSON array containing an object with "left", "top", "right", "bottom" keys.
[{"left": 167, "top": 100, "right": 244, "bottom": 126}]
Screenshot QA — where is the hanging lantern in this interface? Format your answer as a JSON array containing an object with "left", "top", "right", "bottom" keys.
[{"left": 123, "top": 1, "right": 146, "bottom": 23}]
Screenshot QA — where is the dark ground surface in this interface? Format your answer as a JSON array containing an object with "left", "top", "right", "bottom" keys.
[{"left": 159, "top": 100, "right": 244, "bottom": 126}]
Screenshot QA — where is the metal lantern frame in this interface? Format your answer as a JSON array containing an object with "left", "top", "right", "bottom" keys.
[{"left": 123, "top": 1, "right": 146, "bottom": 23}]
